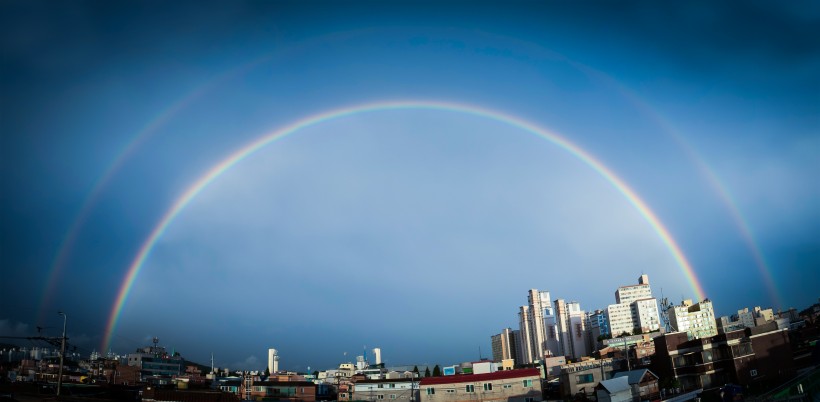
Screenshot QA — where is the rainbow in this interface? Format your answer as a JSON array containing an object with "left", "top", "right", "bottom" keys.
[
  {"left": 37, "top": 55, "right": 278, "bottom": 323},
  {"left": 101, "top": 100, "right": 707, "bottom": 351},
  {"left": 590, "top": 75, "right": 783, "bottom": 309}
]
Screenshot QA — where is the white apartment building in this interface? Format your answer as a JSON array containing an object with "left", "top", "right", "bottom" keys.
[
  {"left": 634, "top": 298, "right": 661, "bottom": 332},
  {"left": 606, "top": 275, "right": 661, "bottom": 337},
  {"left": 518, "top": 290, "right": 561, "bottom": 363},
  {"left": 615, "top": 275, "right": 653, "bottom": 304},
  {"left": 555, "top": 299, "right": 588, "bottom": 360},
  {"left": 667, "top": 299, "right": 718, "bottom": 340},
  {"left": 606, "top": 303, "right": 634, "bottom": 337},
  {"left": 268, "top": 349, "right": 279, "bottom": 374}
]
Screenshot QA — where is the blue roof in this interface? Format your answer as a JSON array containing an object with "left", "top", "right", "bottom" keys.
[
  {"left": 613, "top": 369, "right": 657, "bottom": 385},
  {"left": 598, "top": 376, "right": 630, "bottom": 393}
]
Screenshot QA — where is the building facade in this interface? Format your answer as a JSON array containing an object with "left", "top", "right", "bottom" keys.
[
  {"left": 419, "top": 368, "right": 542, "bottom": 402},
  {"left": 667, "top": 299, "right": 718, "bottom": 340},
  {"left": 352, "top": 378, "right": 418, "bottom": 401},
  {"left": 558, "top": 358, "right": 618, "bottom": 398},
  {"left": 555, "top": 299, "right": 588, "bottom": 360},
  {"left": 651, "top": 323, "right": 793, "bottom": 392},
  {"left": 268, "top": 348, "right": 280, "bottom": 374},
  {"left": 491, "top": 328, "right": 518, "bottom": 364},
  {"left": 518, "top": 290, "right": 561, "bottom": 364},
  {"left": 606, "top": 275, "right": 661, "bottom": 338}
]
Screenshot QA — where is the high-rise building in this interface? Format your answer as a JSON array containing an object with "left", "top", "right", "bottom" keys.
[
  {"left": 586, "top": 309, "right": 609, "bottom": 351},
  {"left": 518, "top": 305, "right": 534, "bottom": 364},
  {"left": 510, "top": 329, "right": 523, "bottom": 365},
  {"left": 372, "top": 348, "right": 382, "bottom": 365},
  {"left": 554, "top": 299, "right": 588, "bottom": 359},
  {"left": 606, "top": 275, "right": 661, "bottom": 337},
  {"left": 491, "top": 328, "right": 518, "bottom": 363},
  {"left": 268, "top": 348, "right": 279, "bottom": 374},
  {"left": 667, "top": 299, "right": 718, "bottom": 340},
  {"left": 518, "top": 289, "right": 561, "bottom": 363}
]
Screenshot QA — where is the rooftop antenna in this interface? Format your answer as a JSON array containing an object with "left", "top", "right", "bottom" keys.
[{"left": 659, "top": 288, "right": 675, "bottom": 332}]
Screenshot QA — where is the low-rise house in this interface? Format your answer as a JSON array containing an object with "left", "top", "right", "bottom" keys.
[
  {"left": 353, "top": 377, "right": 418, "bottom": 401},
  {"left": 242, "top": 380, "right": 316, "bottom": 401},
  {"left": 612, "top": 369, "right": 660, "bottom": 401},
  {"left": 595, "top": 377, "right": 632, "bottom": 402},
  {"left": 558, "top": 358, "right": 619, "bottom": 398},
  {"left": 419, "top": 368, "right": 542, "bottom": 402}
]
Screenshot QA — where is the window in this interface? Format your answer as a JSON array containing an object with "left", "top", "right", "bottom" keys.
[
  {"left": 340, "top": 393, "right": 347, "bottom": 398},
  {"left": 377, "top": 395, "right": 384, "bottom": 400},
  {"left": 465, "top": 384, "right": 475, "bottom": 393},
  {"left": 522, "top": 379, "right": 533, "bottom": 387},
  {"left": 503, "top": 384, "right": 512, "bottom": 389},
  {"left": 378, "top": 384, "right": 384, "bottom": 388},
  {"left": 526, "top": 397, "right": 535, "bottom": 402},
  {"left": 445, "top": 389, "right": 456, "bottom": 394},
  {"left": 389, "top": 383, "right": 396, "bottom": 388},
  {"left": 426, "top": 388, "right": 435, "bottom": 395},
  {"left": 390, "top": 395, "right": 397, "bottom": 399},
  {"left": 577, "top": 374, "right": 594, "bottom": 384},
  {"left": 483, "top": 383, "right": 493, "bottom": 391}
]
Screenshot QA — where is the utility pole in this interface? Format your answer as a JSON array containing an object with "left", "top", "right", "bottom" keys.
[{"left": 57, "top": 311, "right": 67, "bottom": 397}]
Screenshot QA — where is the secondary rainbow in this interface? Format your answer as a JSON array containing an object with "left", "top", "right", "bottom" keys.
[{"left": 102, "top": 100, "right": 706, "bottom": 352}]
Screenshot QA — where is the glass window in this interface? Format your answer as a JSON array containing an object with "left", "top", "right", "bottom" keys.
[
  {"left": 426, "top": 388, "right": 435, "bottom": 395},
  {"left": 483, "top": 383, "right": 493, "bottom": 391},
  {"left": 466, "top": 384, "right": 475, "bottom": 393},
  {"left": 577, "top": 374, "right": 594, "bottom": 384},
  {"left": 522, "top": 379, "right": 533, "bottom": 387}
]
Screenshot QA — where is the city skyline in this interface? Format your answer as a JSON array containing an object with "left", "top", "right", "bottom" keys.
[{"left": 2, "top": 1, "right": 818, "bottom": 370}]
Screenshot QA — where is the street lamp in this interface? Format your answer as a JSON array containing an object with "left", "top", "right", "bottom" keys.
[{"left": 57, "top": 312, "right": 67, "bottom": 397}]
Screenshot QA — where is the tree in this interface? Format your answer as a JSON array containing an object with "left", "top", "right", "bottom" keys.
[
  {"left": 265, "top": 367, "right": 270, "bottom": 376},
  {"left": 313, "top": 370, "right": 319, "bottom": 378},
  {"left": 412, "top": 366, "right": 420, "bottom": 377},
  {"left": 424, "top": 367, "right": 431, "bottom": 377},
  {"left": 433, "top": 365, "right": 441, "bottom": 377}
]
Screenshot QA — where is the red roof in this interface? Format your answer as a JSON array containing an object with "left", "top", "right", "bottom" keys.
[{"left": 419, "top": 369, "right": 540, "bottom": 386}]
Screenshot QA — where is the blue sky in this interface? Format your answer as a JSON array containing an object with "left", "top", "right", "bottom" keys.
[{"left": 1, "top": 1, "right": 818, "bottom": 371}]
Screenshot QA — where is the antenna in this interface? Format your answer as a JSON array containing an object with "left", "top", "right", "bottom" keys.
[{"left": 659, "top": 289, "right": 675, "bottom": 332}]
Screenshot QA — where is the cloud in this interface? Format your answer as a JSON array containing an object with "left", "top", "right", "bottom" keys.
[
  {"left": 230, "top": 355, "right": 260, "bottom": 371},
  {"left": 0, "top": 319, "right": 30, "bottom": 337}
]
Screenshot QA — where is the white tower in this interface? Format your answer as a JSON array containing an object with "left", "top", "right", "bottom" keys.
[
  {"left": 268, "top": 349, "right": 279, "bottom": 374},
  {"left": 372, "top": 348, "right": 382, "bottom": 365}
]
